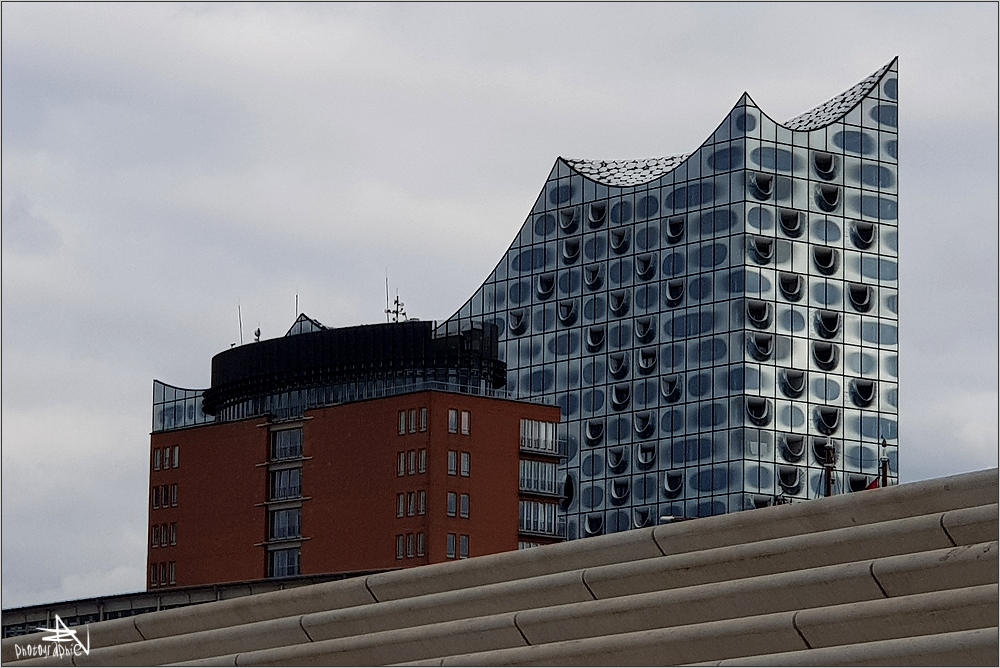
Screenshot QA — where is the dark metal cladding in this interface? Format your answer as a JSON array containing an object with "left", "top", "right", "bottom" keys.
[{"left": 202, "top": 321, "right": 505, "bottom": 415}]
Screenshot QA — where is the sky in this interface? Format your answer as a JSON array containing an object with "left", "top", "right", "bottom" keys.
[{"left": 2, "top": 2, "right": 997, "bottom": 609}]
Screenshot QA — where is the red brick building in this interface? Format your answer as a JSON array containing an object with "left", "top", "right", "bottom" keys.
[{"left": 147, "top": 319, "right": 563, "bottom": 589}]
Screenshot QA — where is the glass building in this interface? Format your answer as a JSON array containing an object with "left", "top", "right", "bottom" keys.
[{"left": 440, "top": 59, "right": 899, "bottom": 539}]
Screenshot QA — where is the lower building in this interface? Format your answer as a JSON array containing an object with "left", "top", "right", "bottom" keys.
[{"left": 147, "top": 319, "right": 562, "bottom": 589}]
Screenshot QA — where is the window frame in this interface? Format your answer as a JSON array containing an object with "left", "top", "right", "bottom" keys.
[
  {"left": 407, "top": 491, "right": 416, "bottom": 516},
  {"left": 397, "top": 451, "right": 406, "bottom": 477},
  {"left": 447, "top": 450, "right": 458, "bottom": 476},
  {"left": 446, "top": 533, "right": 457, "bottom": 559},
  {"left": 408, "top": 409, "right": 417, "bottom": 434},
  {"left": 396, "top": 535, "right": 404, "bottom": 560},
  {"left": 447, "top": 491, "right": 457, "bottom": 517},
  {"left": 460, "top": 452, "right": 470, "bottom": 477},
  {"left": 396, "top": 493, "right": 405, "bottom": 518},
  {"left": 461, "top": 410, "right": 471, "bottom": 435},
  {"left": 398, "top": 410, "right": 406, "bottom": 435},
  {"left": 153, "top": 449, "right": 161, "bottom": 471},
  {"left": 417, "top": 449, "right": 427, "bottom": 473},
  {"left": 418, "top": 490, "right": 426, "bottom": 515},
  {"left": 151, "top": 525, "right": 160, "bottom": 548},
  {"left": 460, "top": 493, "right": 470, "bottom": 518},
  {"left": 416, "top": 532, "right": 426, "bottom": 556},
  {"left": 419, "top": 407, "right": 428, "bottom": 432},
  {"left": 459, "top": 534, "right": 469, "bottom": 559},
  {"left": 448, "top": 409, "right": 458, "bottom": 433},
  {"left": 406, "top": 533, "right": 415, "bottom": 558},
  {"left": 173, "top": 445, "right": 179, "bottom": 469}
]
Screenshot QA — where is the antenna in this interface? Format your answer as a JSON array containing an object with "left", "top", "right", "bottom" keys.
[
  {"left": 254, "top": 326, "right": 261, "bottom": 343},
  {"left": 385, "top": 290, "right": 407, "bottom": 323},
  {"left": 295, "top": 293, "right": 299, "bottom": 317},
  {"left": 385, "top": 273, "right": 390, "bottom": 323},
  {"left": 238, "top": 301, "right": 244, "bottom": 345}
]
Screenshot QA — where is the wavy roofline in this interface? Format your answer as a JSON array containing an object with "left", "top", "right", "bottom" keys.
[{"left": 560, "top": 57, "right": 897, "bottom": 188}]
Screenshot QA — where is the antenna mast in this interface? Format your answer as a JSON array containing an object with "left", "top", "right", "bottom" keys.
[{"left": 238, "top": 301, "right": 244, "bottom": 345}]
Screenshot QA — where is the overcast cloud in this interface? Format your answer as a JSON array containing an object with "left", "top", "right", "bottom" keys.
[{"left": 2, "top": 2, "right": 997, "bottom": 609}]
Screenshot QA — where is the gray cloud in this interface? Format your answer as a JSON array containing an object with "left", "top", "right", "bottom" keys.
[{"left": 2, "top": 2, "right": 997, "bottom": 609}]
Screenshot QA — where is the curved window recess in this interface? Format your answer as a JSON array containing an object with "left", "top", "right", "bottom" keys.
[
  {"left": 584, "top": 513, "right": 604, "bottom": 537},
  {"left": 634, "top": 412, "right": 655, "bottom": 439},
  {"left": 749, "top": 172, "right": 774, "bottom": 200},
  {"left": 559, "top": 207, "right": 580, "bottom": 234},
  {"left": 778, "top": 272, "right": 804, "bottom": 302},
  {"left": 815, "top": 310, "right": 841, "bottom": 339},
  {"left": 813, "top": 247, "right": 839, "bottom": 275},
  {"left": 664, "top": 471, "right": 684, "bottom": 498},
  {"left": 583, "top": 264, "right": 605, "bottom": 291},
  {"left": 586, "top": 325, "right": 606, "bottom": 352},
  {"left": 848, "top": 474, "right": 872, "bottom": 493},
  {"left": 751, "top": 494, "right": 774, "bottom": 509},
  {"left": 665, "top": 279, "right": 685, "bottom": 308},
  {"left": 633, "top": 507, "right": 652, "bottom": 528},
  {"left": 664, "top": 216, "right": 685, "bottom": 245},
  {"left": 748, "top": 332, "right": 774, "bottom": 361},
  {"left": 816, "top": 184, "right": 840, "bottom": 212},
  {"left": 609, "top": 290, "right": 630, "bottom": 317},
  {"left": 557, "top": 299, "right": 578, "bottom": 326},
  {"left": 850, "top": 378, "right": 877, "bottom": 407},
  {"left": 610, "top": 478, "right": 630, "bottom": 505},
  {"left": 537, "top": 273, "right": 555, "bottom": 300},
  {"left": 584, "top": 419, "right": 605, "bottom": 447},
  {"left": 779, "top": 369, "right": 806, "bottom": 399},
  {"left": 848, "top": 283, "right": 873, "bottom": 313},
  {"left": 747, "top": 299, "right": 772, "bottom": 329},
  {"left": 610, "top": 229, "right": 631, "bottom": 255},
  {"left": 508, "top": 309, "right": 528, "bottom": 335},
  {"left": 612, "top": 383, "right": 631, "bottom": 411},
  {"left": 746, "top": 397, "right": 772, "bottom": 426},
  {"left": 850, "top": 222, "right": 877, "bottom": 250},
  {"left": 635, "top": 254, "right": 656, "bottom": 281},
  {"left": 559, "top": 474, "right": 575, "bottom": 511},
  {"left": 609, "top": 352, "right": 630, "bottom": 380},
  {"left": 588, "top": 202, "right": 607, "bottom": 229},
  {"left": 812, "top": 342, "right": 840, "bottom": 371},
  {"left": 634, "top": 317, "right": 656, "bottom": 344},
  {"left": 813, "top": 151, "right": 837, "bottom": 180},
  {"left": 637, "top": 347, "right": 657, "bottom": 375},
  {"left": 562, "top": 239, "right": 581, "bottom": 265},
  {"left": 781, "top": 435, "right": 805, "bottom": 462},
  {"left": 661, "top": 375, "right": 682, "bottom": 403},
  {"left": 607, "top": 447, "right": 628, "bottom": 473},
  {"left": 748, "top": 236, "right": 774, "bottom": 265},
  {"left": 636, "top": 443, "right": 656, "bottom": 469},
  {"left": 778, "top": 209, "right": 804, "bottom": 238},
  {"left": 813, "top": 437, "right": 838, "bottom": 463},
  {"left": 778, "top": 465, "right": 802, "bottom": 494}
]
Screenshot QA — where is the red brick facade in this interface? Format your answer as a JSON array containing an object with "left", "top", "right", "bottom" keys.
[{"left": 147, "top": 391, "right": 560, "bottom": 589}]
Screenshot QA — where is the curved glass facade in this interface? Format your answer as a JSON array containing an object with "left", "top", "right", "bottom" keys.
[{"left": 443, "top": 60, "right": 900, "bottom": 537}]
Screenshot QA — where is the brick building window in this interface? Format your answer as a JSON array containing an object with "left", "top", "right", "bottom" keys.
[
  {"left": 173, "top": 445, "right": 179, "bottom": 468},
  {"left": 447, "top": 451, "right": 458, "bottom": 475},
  {"left": 152, "top": 488, "right": 160, "bottom": 509},
  {"left": 446, "top": 533, "right": 457, "bottom": 559},
  {"left": 448, "top": 409, "right": 458, "bottom": 433},
  {"left": 270, "top": 468, "right": 302, "bottom": 500},
  {"left": 419, "top": 407, "right": 428, "bottom": 432},
  {"left": 418, "top": 449, "right": 427, "bottom": 473},
  {"left": 460, "top": 493, "right": 470, "bottom": 518},
  {"left": 460, "top": 535, "right": 469, "bottom": 559},
  {"left": 153, "top": 449, "right": 161, "bottom": 471},
  {"left": 461, "top": 411, "right": 471, "bottom": 435},
  {"left": 408, "top": 409, "right": 417, "bottom": 433},
  {"left": 407, "top": 492, "right": 416, "bottom": 516},
  {"left": 163, "top": 446, "right": 172, "bottom": 469},
  {"left": 271, "top": 428, "right": 303, "bottom": 460},
  {"left": 398, "top": 411, "right": 406, "bottom": 435},
  {"left": 397, "top": 452, "right": 406, "bottom": 476},
  {"left": 170, "top": 484, "right": 178, "bottom": 506},
  {"left": 396, "top": 493, "right": 405, "bottom": 518},
  {"left": 149, "top": 564, "right": 158, "bottom": 587},
  {"left": 408, "top": 450, "right": 416, "bottom": 475},
  {"left": 418, "top": 490, "right": 426, "bottom": 515},
  {"left": 270, "top": 508, "right": 301, "bottom": 540},
  {"left": 447, "top": 492, "right": 457, "bottom": 516},
  {"left": 269, "top": 548, "right": 300, "bottom": 577},
  {"left": 460, "top": 452, "right": 470, "bottom": 477},
  {"left": 417, "top": 532, "right": 426, "bottom": 556},
  {"left": 406, "top": 533, "right": 415, "bottom": 558},
  {"left": 169, "top": 522, "right": 177, "bottom": 546},
  {"left": 168, "top": 562, "right": 176, "bottom": 585},
  {"left": 396, "top": 535, "right": 404, "bottom": 560},
  {"left": 151, "top": 525, "right": 160, "bottom": 548}
]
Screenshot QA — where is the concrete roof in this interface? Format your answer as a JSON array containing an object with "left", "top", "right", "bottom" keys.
[{"left": 4, "top": 468, "right": 996, "bottom": 666}]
